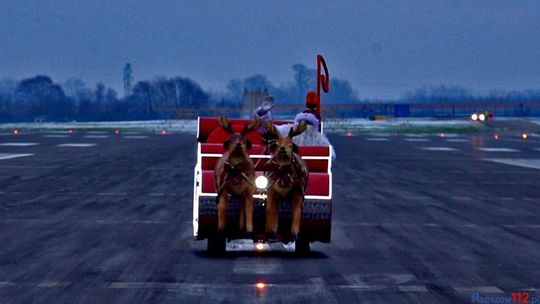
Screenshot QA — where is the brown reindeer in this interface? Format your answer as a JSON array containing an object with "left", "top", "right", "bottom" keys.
[
  {"left": 214, "top": 116, "right": 260, "bottom": 239},
  {"left": 263, "top": 120, "right": 308, "bottom": 241}
]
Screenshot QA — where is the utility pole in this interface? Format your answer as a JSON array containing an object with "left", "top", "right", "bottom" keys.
[{"left": 123, "top": 63, "right": 133, "bottom": 97}]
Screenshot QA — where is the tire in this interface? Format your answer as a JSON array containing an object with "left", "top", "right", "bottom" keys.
[
  {"left": 207, "top": 235, "right": 226, "bottom": 255},
  {"left": 295, "top": 238, "right": 310, "bottom": 255}
]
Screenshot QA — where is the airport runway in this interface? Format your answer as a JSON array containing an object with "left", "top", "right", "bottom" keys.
[{"left": 1, "top": 130, "right": 540, "bottom": 303}]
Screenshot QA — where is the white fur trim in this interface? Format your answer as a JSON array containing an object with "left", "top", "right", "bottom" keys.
[{"left": 294, "top": 112, "right": 320, "bottom": 128}]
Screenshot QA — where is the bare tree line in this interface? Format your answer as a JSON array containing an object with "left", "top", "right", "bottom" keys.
[{"left": 1, "top": 64, "right": 539, "bottom": 122}]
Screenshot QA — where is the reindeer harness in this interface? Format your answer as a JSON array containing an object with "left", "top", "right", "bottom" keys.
[
  {"left": 216, "top": 160, "right": 256, "bottom": 196},
  {"left": 265, "top": 154, "right": 308, "bottom": 194}
]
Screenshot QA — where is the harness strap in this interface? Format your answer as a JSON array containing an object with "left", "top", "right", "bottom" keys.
[
  {"left": 265, "top": 155, "right": 306, "bottom": 190},
  {"left": 253, "top": 142, "right": 270, "bottom": 169},
  {"left": 216, "top": 161, "right": 257, "bottom": 196}
]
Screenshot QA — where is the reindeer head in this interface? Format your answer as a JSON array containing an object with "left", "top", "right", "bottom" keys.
[
  {"left": 264, "top": 120, "right": 307, "bottom": 165},
  {"left": 219, "top": 116, "right": 261, "bottom": 153}
]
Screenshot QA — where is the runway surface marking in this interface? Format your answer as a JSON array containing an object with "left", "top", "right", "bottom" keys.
[
  {"left": 0, "top": 142, "right": 39, "bottom": 146},
  {"left": 1, "top": 219, "right": 171, "bottom": 225},
  {"left": 476, "top": 148, "right": 520, "bottom": 152},
  {"left": 83, "top": 135, "right": 109, "bottom": 139},
  {"left": 438, "top": 133, "right": 464, "bottom": 138},
  {"left": 57, "top": 143, "right": 97, "bottom": 147},
  {"left": 404, "top": 138, "right": 429, "bottom": 142},
  {"left": 397, "top": 285, "right": 429, "bottom": 292},
  {"left": 0, "top": 280, "right": 477, "bottom": 294},
  {"left": 454, "top": 286, "right": 504, "bottom": 294},
  {"left": 482, "top": 158, "right": 540, "bottom": 170},
  {"left": 43, "top": 134, "right": 69, "bottom": 138},
  {"left": 97, "top": 192, "right": 127, "bottom": 196},
  {"left": 0, "top": 153, "right": 34, "bottom": 160},
  {"left": 123, "top": 135, "right": 148, "bottom": 139},
  {"left": 104, "top": 282, "right": 432, "bottom": 292},
  {"left": 535, "top": 148, "right": 540, "bottom": 152},
  {"left": 0, "top": 191, "right": 181, "bottom": 196},
  {"left": 420, "top": 147, "right": 458, "bottom": 151},
  {"left": 85, "top": 131, "right": 108, "bottom": 134},
  {"left": 36, "top": 281, "right": 72, "bottom": 288},
  {"left": 366, "top": 138, "right": 389, "bottom": 141},
  {"left": 122, "top": 131, "right": 141, "bottom": 135},
  {"left": 446, "top": 138, "right": 469, "bottom": 142},
  {"left": 233, "top": 257, "right": 285, "bottom": 274},
  {"left": 333, "top": 222, "right": 540, "bottom": 229}
]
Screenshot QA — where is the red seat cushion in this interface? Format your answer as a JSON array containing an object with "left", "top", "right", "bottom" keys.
[{"left": 206, "top": 125, "right": 262, "bottom": 145}]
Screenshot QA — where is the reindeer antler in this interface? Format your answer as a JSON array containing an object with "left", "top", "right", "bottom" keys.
[
  {"left": 287, "top": 120, "right": 308, "bottom": 138},
  {"left": 263, "top": 120, "right": 279, "bottom": 138},
  {"left": 241, "top": 117, "right": 261, "bottom": 135},
  {"left": 218, "top": 116, "right": 233, "bottom": 134}
]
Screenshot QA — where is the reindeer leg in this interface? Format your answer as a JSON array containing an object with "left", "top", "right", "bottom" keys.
[
  {"left": 291, "top": 192, "right": 303, "bottom": 240},
  {"left": 265, "top": 192, "right": 278, "bottom": 239},
  {"left": 238, "top": 197, "right": 245, "bottom": 233},
  {"left": 217, "top": 194, "right": 228, "bottom": 232},
  {"left": 245, "top": 189, "right": 255, "bottom": 239}
]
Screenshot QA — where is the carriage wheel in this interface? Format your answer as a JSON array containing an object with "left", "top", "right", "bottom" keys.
[
  {"left": 207, "top": 235, "right": 226, "bottom": 255},
  {"left": 295, "top": 237, "right": 310, "bottom": 255}
]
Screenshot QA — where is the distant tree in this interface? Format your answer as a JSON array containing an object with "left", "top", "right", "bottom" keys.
[
  {"left": 404, "top": 85, "right": 472, "bottom": 103},
  {"left": 63, "top": 78, "right": 86, "bottom": 98},
  {"left": 175, "top": 77, "right": 208, "bottom": 108},
  {"left": 95, "top": 83, "right": 106, "bottom": 105},
  {"left": 0, "top": 79, "right": 17, "bottom": 121},
  {"left": 0, "top": 79, "right": 18, "bottom": 96},
  {"left": 292, "top": 64, "right": 315, "bottom": 100},
  {"left": 15, "top": 75, "right": 72, "bottom": 121},
  {"left": 243, "top": 74, "right": 273, "bottom": 91},
  {"left": 273, "top": 82, "right": 296, "bottom": 103},
  {"left": 132, "top": 81, "right": 157, "bottom": 118},
  {"left": 106, "top": 88, "right": 118, "bottom": 104},
  {"left": 77, "top": 89, "right": 95, "bottom": 121},
  {"left": 325, "top": 78, "right": 359, "bottom": 103},
  {"left": 148, "top": 76, "right": 209, "bottom": 118},
  {"left": 226, "top": 79, "right": 244, "bottom": 103}
]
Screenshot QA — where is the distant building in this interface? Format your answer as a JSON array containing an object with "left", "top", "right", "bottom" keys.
[{"left": 242, "top": 89, "right": 268, "bottom": 117}]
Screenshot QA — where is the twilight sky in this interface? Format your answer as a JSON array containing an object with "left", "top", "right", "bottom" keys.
[{"left": 1, "top": 0, "right": 540, "bottom": 99}]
